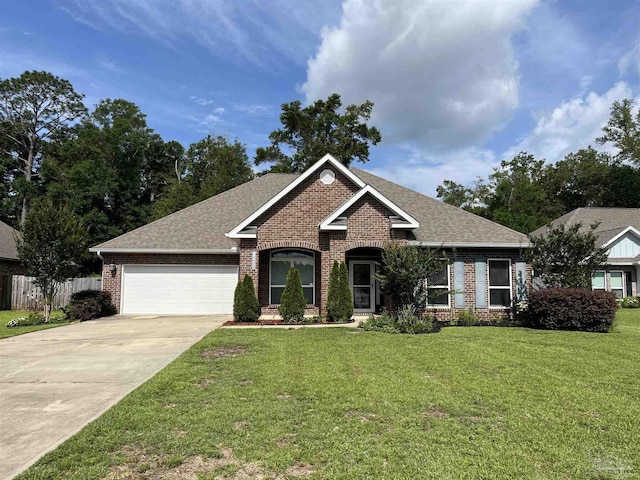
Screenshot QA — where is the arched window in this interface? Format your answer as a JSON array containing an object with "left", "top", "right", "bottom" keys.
[{"left": 270, "top": 250, "right": 315, "bottom": 305}]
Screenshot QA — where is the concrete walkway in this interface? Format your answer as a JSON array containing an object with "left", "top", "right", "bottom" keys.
[{"left": 0, "top": 314, "right": 227, "bottom": 480}]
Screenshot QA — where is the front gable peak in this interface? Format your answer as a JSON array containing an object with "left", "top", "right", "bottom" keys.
[
  {"left": 226, "top": 154, "right": 365, "bottom": 238},
  {"left": 319, "top": 184, "right": 419, "bottom": 231}
]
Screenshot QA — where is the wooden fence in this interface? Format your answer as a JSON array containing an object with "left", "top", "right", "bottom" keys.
[{"left": 11, "top": 276, "right": 102, "bottom": 311}]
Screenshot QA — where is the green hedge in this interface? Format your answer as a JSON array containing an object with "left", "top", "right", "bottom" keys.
[{"left": 527, "top": 288, "right": 617, "bottom": 333}]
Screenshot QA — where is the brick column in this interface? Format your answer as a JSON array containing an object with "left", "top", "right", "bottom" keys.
[{"left": 239, "top": 238, "right": 259, "bottom": 297}]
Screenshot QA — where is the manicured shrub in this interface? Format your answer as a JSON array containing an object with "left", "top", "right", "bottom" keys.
[
  {"left": 359, "top": 312, "right": 400, "bottom": 333},
  {"left": 326, "top": 261, "right": 354, "bottom": 323},
  {"left": 359, "top": 306, "right": 441, "bottom": 334},
  {"left": 620, "top": 296, "right": 640, "bottom": 308},
  {"left": 395, "top": 304, "right": 441, "bottom": 334},
  {"left": 456, "top": 309, "right": 479, "bottom": 326},
  {"left": 527, "top": 288, "right": 617, "bottom": 333},
  {"left": 279, "top": 268, "right": 306, "bottom": 324},
  {"left": 66, "top": 290, "right": 117, "bottom": 322},
  {"left": 233, "top": 275, "right": 260, "bottom": 322}
]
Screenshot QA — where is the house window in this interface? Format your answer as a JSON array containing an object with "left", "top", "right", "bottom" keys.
[
  {"left": 591, "top": 271, "right": 606, "bottom": 291},
  {"left": 427, "top": 264, "right": 450, "bottom": 307},
  {"left": 488, "top": 259, "right": 511, "bottom": 307},
  {"left": 610, "top": 271, "right": 624, "bottom": 299},
  {"left": 270, "top": 250, "right": 314, "bottom": 305}
]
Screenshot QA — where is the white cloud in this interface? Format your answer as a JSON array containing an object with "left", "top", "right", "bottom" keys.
[
  {"left": 503, "top": 82, "right": 636, "bottom": 162},
  {"left": 302, "top": 0, "right": 538, "bottom": 149},
  {"left": 57, "top": 0, "right": 343, "bottom": 65},
  {"left": 213, "top": 107, "right": 225, "bottom": 115},
  {"left": 190, "top": 96, "right": 216, "bottom": 106},
  {"left": 619, "top": 38, "right": 640, "bottom": 78},
  {"left": 233, "top": 104, "right": 269, "bottom": 115},
  {"left": 365, "top": 145, "right": 498, "bottom": 197}
]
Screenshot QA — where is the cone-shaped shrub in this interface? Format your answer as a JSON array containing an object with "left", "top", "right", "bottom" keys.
[
  {"left": 339, "top": 262, "right": 354, "bottom": 320},
  {"left": 327, "top": 261, "right": 353, "bottom": 322},
  {"left": 233, "top": 274, "right": 260, "bottom": 322},
  {"left": 279, "top": 268, "right": 306, "bottom": 323}
]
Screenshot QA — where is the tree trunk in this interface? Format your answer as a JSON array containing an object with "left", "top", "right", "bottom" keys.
[{"left": 20, "top": 139, "right": 35, "bottom": 227}]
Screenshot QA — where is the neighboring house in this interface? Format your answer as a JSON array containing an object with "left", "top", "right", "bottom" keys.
[
  {"left": 531, "top": 207, "right": 640, "bottom": 298},
  {"left": 90, "top": 154, "right": 530, "bottom": 320},
  {"left": 0, "top": 220, "right": 22, "bottom": 309}
]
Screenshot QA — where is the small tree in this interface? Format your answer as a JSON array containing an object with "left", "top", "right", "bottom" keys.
[
  {"left": 233, "top": 274, "right": 260, "bottom": 322},
  {"left": 527, "top": 222, "right": 609, "bottom": 288},
  {"left": 16, "top": 201, "right": 87, "bottom": 322},
  {"left": 376, "top": 243, "right": 445, "bottom": 312},
  {"left": 326, "top": 261, "right": 354, "bottom": 323},
  {"left": 279, "top": 268, "right": 306, "bottom": 323}
]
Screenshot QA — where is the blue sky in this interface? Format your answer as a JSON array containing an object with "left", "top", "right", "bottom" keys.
[{"left": 1, "top": 0, "right": 639, "bottom": 196}]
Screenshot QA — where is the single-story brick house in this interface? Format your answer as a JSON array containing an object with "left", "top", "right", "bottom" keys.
[
  {"left": 90, "top": 154, "right": 530, "bottom": 320},
  {"left": 0, "top": 220, "right": 22, "bottom": 309},
  {"left": 531, "top": 207, "right": 640, "bottom": 298}
]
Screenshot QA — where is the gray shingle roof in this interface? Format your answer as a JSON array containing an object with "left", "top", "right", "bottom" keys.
[
  {"left": 0, "top": 220, "right": 19, "bottom": 260},
  {"left": 352, "top": 168, "right": 529, "bottom": 246},
  {"left": 93, "top": 168, "right": 529, "bottom": 251},
  {"left": 530, "top": 208, "right": 640, "bottom": 246},
  {"left": 92, "top": 173, "right": 298, "bottom": 251}
]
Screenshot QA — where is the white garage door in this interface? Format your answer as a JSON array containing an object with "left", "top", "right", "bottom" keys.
[{"left": 121, "top": 265, "right": 238, "bottom": 315}]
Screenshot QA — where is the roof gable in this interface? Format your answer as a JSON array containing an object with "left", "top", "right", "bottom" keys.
[
  {"left": 226, "top": 154, "right": 365, "bottom": 238},
  {"left": 319, "top": 185, "right": 419, "bottom": 231}
]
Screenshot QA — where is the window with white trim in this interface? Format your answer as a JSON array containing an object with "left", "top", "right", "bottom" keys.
[
  {"left": 591, "top": 271, "right": 606, "bottom": 291},
  {"left": 427, "top": 264, "right": 450, "bottom": 307},
  {"left": 270, "top": 250, "right": 314, "bottom": 305},
  {"left": 609, "top": 271, "right": 624, "bottom": 299},
  {"left": 488, "top": 259, "right": 511, "bottom": 307}
]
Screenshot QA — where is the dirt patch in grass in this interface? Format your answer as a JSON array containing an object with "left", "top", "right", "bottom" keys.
[
  {"left": 275, "top": 393, "right": 292, "bottom": 400},
  {"left": 202, "top": 346, "right": 247, "bottom": 360},
  {"left": 344, "top": 410, "right": 376, "bottom": 423},
  {"left": 217, "top": 461, "right": 314, "bottom": 480},
  {"left": 421, "top": 405, "right": 449, "bottom": 419},
  {"left": 283, "top": 462, "right": 314, "bottom": 477},
  {"left": 275, "top": 433, "right": 297, "bottom": 447},
  {"left": 105, "top": 445, "right": 236, "bottom": 479},
  {"left": 234, "top": 420, "right": 251, "bottom": 430}
]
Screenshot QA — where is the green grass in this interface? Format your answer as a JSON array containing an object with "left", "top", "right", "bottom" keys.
[
  {"left": 18, "top": 312, "right": 640, "bottom": 479},
  {"left": 0, "top": 310, "right": 66, "bottom": 339}
]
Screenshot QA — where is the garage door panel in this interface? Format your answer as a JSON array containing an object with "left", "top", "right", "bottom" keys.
[{"left": 122, "top": 265, "right": 238, "bottom": 315}]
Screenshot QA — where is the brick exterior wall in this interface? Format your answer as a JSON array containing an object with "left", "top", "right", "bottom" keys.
[
  {"left": 101, "top": 253, "right": 239, "bottom": 313},
  {"left": 98, "top": 166, "right": 532, "bottom": 317},
  {"left": 425, "top": 249, "right": 530, "bottom": 323}
]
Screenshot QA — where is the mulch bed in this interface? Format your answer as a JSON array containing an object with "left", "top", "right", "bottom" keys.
[{"left": 222, "top": 319, "right": 356, "bottom": 326}]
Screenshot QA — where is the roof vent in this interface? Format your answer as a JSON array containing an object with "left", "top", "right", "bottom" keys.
[{"left": 320, "top": 169, "right": 336, "bottom": 185}]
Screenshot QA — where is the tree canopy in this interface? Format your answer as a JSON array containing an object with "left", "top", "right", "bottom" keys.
[
  {"left": 16, "top": 200, "right": 87, "bottom": 321},
  {"left": 0, "top": 71, "right": 87, "bottom": 225},
  {"left": 255, "top": 93, "right": 381, "bottom": 173},
  {"left": 526, "top": 222, "right": 609, "bottom": 288}
]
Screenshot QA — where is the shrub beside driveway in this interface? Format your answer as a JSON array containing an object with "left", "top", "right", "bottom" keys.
[{"left": 17, "top": 311, "right": 640, "bottom": 479}]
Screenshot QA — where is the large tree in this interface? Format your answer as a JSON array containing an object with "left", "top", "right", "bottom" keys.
[
  {"left": 153, "top": 135, "right": 253, "bottom": 218},
  {"left": 526, "top": 222, "right": 608, "bottom": 289},
  {"left": 597, "top": 98, "right": 640, "bottom": 164},
  {"left": 0, "top": 71, "right": 87, "bottom": 225},
  {"left": 16, "top": 200, "right": 87, "bottom": 322},
  {"left": 43, "top": 99, "right": 179, "bottom": 267},
  {"left": 255, "top": 93, "right": 381, "bottom": 173}
]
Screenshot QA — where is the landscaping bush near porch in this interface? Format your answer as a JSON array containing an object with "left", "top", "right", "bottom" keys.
[
  {"left": 360, "top": 305, "right": 441, "bottom": 334},
  {"left": 527, "top": 288, "right": 617, "bottom": 332}
]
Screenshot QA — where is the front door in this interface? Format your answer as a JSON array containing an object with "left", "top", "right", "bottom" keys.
[{"left": 350, "top": 261, "right": 375, "bottom": 313}]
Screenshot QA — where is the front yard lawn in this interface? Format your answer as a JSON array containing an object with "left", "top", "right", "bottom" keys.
[
  {"left": 0, "top": 310, "right": 66, "bottom": 339},
  {"left": 19, "top": 312, "right": 640, "bottom": 479}
]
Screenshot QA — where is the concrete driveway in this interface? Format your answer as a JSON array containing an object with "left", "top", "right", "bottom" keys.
[{"left": 0, "top": 314, "right": 227, "bottom": 480}]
